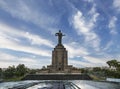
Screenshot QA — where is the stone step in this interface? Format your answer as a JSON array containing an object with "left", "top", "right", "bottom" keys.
[{"left": 22, "top": 74, "right": 92, "bottom": 80}]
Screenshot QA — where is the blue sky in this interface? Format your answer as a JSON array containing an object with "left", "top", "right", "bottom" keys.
[{"left": 0, "top": 0, "right": 120, "bottom": 68}]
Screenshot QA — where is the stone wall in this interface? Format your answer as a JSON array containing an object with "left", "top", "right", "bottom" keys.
[{"left": 22, "top": 74, "right": 92, "bottom": 80}]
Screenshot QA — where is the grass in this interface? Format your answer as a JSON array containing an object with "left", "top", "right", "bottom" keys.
[
  {"left": 90, "top": 74, "right": 105, "bottom": 81},
  {"left": 3, "top": 76, "right": 24, "bottom": 82}
]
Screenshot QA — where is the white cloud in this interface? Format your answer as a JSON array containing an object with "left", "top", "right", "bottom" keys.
[
  {"left": 0, "top": 62, "right": 17, "bottom": 68},
  {"left": 0, "top": 0, "right": 57, "bottom": 31},
  {"left": 64, "top": 42, "right": 89, "bottom": 58},
  {"left": 0, "top": 22, "right": 54, "bottom": 47},
  {"left": 83, "top": 56, "right": 105, "bottom": 64},
  {"left": 0, "top": 37, "right": 51, "bottom": 57},
  {"left": 108, "top": 16, "right": 117, "bottom": 35},
  {"left": 0, "top": 22, "right": 53, "bottom": 57},
  {"left": 72, "top": 5, "right": 100, "bottom": 50},
  {"left": 0, "top": 60, "right": 50, "bottom": 69},
  {"left": 0, "top": 52, "right": 37, "bottom": 63},
  {"left": 18, "top": 57, "right": 51, "bottom": 69},
  {"left": 25, "top": 32, "right": 54, "bottom": 47},
  {"left": 69, "top": 59, "right": 92, "bottom": 67},
  {"left": 84, "top": 0, "right": 93, "bottom": 3},
  {"left": 103, "top": 41, "right": 113, "bottom": 51},
  {"left": 0, "top": 52, "right": 16, "bottom": 61},
  {"left": 69, "top": 59, "right": 106, "bottom": 68},
  {"left": 0, "top": 22, "right": 54, "bottom": 68},
  {"left": 0, "top": 52, "right": 51, "bottom": 68},
  {"left": 64, "top": 42, "right": 107, "bottom": 67},
  {"left": 113, "top": 0, "right": 120, "bottom": 11}
]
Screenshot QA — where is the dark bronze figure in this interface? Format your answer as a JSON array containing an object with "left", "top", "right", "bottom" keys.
[{"left": 55, "top": 30, "right": 65, "bottom": 45}]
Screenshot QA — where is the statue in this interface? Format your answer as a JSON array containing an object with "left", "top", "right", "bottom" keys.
[{"left": 55, "top": 30, "right": 65, "bottom": 45}]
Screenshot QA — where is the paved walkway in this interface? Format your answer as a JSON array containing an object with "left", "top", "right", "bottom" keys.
[{"left": 9, "top": 81, "right": 81, "bottom": 89}]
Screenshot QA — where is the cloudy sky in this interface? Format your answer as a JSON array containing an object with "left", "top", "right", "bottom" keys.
[{"left": 0, "top": 0, "right": 120, "bottom": 68}]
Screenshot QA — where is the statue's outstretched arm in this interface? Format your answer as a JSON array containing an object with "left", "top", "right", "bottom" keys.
[{"left": 55, "top": 33, "right": 58, "bottom": 36}]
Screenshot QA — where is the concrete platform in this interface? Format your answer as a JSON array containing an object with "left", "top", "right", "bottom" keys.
[
  {"left": 9, "top": 81, "right": 81, "bottom": 89},
  {"left": 22, "top": 73, "right": 92, "bottom": 80}
]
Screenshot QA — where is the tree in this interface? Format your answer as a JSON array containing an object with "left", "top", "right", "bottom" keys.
[
  {"left": 29, "top": 69, "right": 37, "bottom": 74},
  {"left": 16, "top": 64, "right": 28, "bottom": 76},
  {"left": 3, "top": 66, "right": 16, "bottom": 78},
  {"left": 107, "top": 59, "right": 118, "bottom": 69},
  {"left": 42, "top": 66, "right": 46, "bottom": 69},
  {"left": 93, "top": 67, "right": 101, "bottom": 72},
  {"left": 107, "top": 61, "right": 112, "bottom": 68},
  {"left": 0, "top": 68, "right": 2, "bottom": 78},
  {"left": 106, "top": 60, "right": 120, "bottom": 78}
]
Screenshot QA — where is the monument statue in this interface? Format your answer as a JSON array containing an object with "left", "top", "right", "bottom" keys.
[
  {"left": 47, "top": 30, "right": 73, "bottom": 72},
  {"left": 55, "top": 30, "right": 65, "bottom": 45},
  {"left": 23, "top": 30, "right": 86, "bottom": 81}
]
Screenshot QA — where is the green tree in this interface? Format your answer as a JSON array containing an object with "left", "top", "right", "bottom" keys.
[
  {"left": 107, "top": 60, "right": 118, "bottom": 69},
  {"left": 93, "top": 67, "right": 101, "bottom": 72},
  {"left": 3, "top": 66, "right": 16, "bottom": 78},
  {"left": 0, "top": 68, "right": 2, "bottom": 79},
  {"left": 107, "top": 61, "right": 112, "bottom": 68},
  {"left": 106, "top": 60, "right": 120, "bottom": 78},
  {"left": 29, "top": 69, "right": 37, "bottom": 74},
  {"left": 16, "top": 64, "right": 28, "bottom": 76},
  {"left": 107, "top": 60, "right": 120, "bottom": 70}
]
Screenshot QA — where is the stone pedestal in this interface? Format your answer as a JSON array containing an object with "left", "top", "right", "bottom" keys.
[
  {"left": 47, "top": 44, "right": 72, "bottom": 73},
  {"left": 52, "top": 44, "right": 67, "bottom": 71}
]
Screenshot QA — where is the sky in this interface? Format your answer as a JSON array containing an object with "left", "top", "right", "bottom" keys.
[{"left": 0, "top": 0, "right": 120, "bottom": 69}]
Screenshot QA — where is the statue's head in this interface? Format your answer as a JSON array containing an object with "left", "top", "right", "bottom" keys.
[{"left": 59, "top": 30, "right": 61, "bottom": 33}]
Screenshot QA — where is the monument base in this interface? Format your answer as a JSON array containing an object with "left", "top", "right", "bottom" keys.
[{"left": 22, "top": 73, "right": 92, "bottom": 80}]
